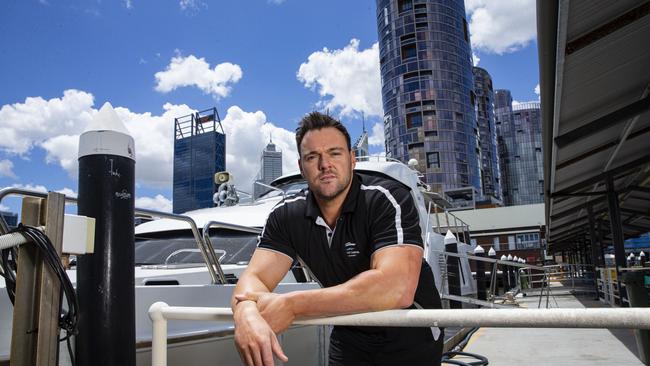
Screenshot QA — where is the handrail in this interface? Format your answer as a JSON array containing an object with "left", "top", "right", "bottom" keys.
[
  {"left": 0, "top": 187, "right": 222, "bottom": 284},
  {"left": 202, "top": 221, "right": 262, "bottom": 284},
  {"left": 148, "top": 302, "right": 650, "bottom": 366}
]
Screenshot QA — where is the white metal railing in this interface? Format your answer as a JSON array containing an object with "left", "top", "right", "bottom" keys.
[{"left": 148, "top": 301, "right": 650, "bottom": 366}]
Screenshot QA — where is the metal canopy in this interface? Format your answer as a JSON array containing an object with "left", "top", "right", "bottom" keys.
[{"left": 538, "top": 0, "right": 650, "bottom": 252}]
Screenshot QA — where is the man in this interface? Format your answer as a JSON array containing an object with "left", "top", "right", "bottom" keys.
[{"left": 232, "top": 112, "right": 443, "bottom": 366}]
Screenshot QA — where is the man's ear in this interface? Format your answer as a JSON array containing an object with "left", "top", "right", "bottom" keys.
[
  {"left": 350, "top": 150, "right": 356, "bottom": 169},
  {"left": 298, "top": 159, "right": 304, "bottom": 177}
]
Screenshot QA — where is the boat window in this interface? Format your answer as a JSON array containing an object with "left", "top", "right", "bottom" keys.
[
  {"left": 258, "top": 180, "right": 308, "bottom": 199},
  {"left": 135, "top": 229, "right": 258, "bottom": 266}
]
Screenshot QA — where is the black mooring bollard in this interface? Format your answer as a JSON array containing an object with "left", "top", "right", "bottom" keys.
[
  {"left": 474, "top": 245, "right": 487, "bottom": 301},
  {"left": 76, "top": 103, "right": 136, "bottom": 366}
]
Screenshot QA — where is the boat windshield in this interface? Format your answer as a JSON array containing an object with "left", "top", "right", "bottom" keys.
[
  {"left": 257, "top": 179, "right": 307, "bottom": 199},
  {"left": 134, "top": 229, "right": 258, "bottom": 266}
]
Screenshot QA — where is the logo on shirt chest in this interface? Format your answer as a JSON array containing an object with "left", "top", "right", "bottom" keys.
[{"left": 343, "top": 242, "right": 360, "bottom": 258}]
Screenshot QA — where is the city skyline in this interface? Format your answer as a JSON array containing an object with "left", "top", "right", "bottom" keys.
[{"left": 0, "top": 0, "right": 540, "bottom": 213}]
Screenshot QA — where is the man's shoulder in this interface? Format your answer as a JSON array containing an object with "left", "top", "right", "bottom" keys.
[
  {"left": 270, "top": 190, "right": 308, "bottom": 216},
  {"left": 356, "top": 172, "right": 411, "bottom": 194}
]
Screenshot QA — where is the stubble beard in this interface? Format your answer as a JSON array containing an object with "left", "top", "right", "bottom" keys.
[{"left": 312, "top": 171, "right": 352, "bottom": 202}]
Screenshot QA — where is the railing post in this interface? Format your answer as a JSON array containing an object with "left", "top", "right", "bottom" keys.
[{"left": 149, "top": 302, "right": 169, "bottom": 366}]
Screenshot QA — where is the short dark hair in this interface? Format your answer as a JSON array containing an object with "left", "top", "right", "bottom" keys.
[{"left": 295, "top": 111, "right": 351, "bottom": 156}]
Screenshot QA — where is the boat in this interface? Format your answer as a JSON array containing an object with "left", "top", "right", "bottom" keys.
[{"left": 0, "top": 156, "right": 476, "bottom": 365}]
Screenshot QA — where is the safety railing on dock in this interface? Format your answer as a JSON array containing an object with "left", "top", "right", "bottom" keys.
[{"left": 148, "top": 302, "right": 650, "bottom": 366}]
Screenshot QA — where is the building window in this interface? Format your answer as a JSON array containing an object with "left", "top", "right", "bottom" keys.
[
  {"left": 401, "top": 44, "right": 417, "bottom": 60},
  {"left": 426, "top": 152, "right": 440, "bottom": 168},
  {"left": 508, "top": 235, "right": 515, "bottom": 250},
  {"left": 406, "top": 112, "right": 422, "bottom": 128},
  {"left": 398, "top": 0, "right": 413, "bottom": 13},
  {"left": 463, "top": 18, "right": 469, "bottom": 42}
]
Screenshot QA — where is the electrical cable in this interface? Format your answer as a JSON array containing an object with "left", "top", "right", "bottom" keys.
[
  {"left": 441, "top": 327, "right": 489, "bottom": 366},
  {"left": 0, "top": 224, "right": 78, "bottom": 366}
]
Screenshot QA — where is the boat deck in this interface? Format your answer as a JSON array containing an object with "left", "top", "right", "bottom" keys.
[{"left": 449, "top": 284, "right": 644, "bottom": 365}]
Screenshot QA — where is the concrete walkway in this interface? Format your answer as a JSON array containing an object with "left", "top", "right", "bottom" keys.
[{"left": 451, "top": 288, "right": 645, "bottom": 365}]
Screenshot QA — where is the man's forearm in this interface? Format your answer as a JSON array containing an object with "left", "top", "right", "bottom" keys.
[{"left": 286, "top": 267, "right": 415, "bottom": 318}]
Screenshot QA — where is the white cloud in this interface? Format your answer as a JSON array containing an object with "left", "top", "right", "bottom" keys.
[
  {"left": 0, "top": 204, "right": 9, "bottom": 211},
  {"left": 297, "top": 39, "right": 382, "bottom": 117},
  {"left": 0, "top": 159, "right": 17, "bottom": 179},
  {"left": 268, "top": 0, "right": 286, "bottom": 4},
  {"left": 0, "top": 89, "right": 94, "bottom": 155},
  {"left": 154, "top": 54, "right": 242, "bottom": 99},
  {"left": 56, "top": 187, "right": 77, "bottom": 198},
  {"left": 0, "top": 90, "right": 193, "bottom": 189},
  {"left": 0, "top": 90, "right": 300, "bottom": 195},
  {"left": 368, "top": 122, "right": 385, "bottom": 147},
  {"left": 220, "top": 106, "right": 299, "bottom": 192},
  {"left": 465, "top": 0, "right": 537, "bottom": 54},
  {"left": 124, "top": 0, "right": 132, "bottom": 9},
  {"left": 472, "top": 52, "right": 480, "bottom": 67},
  {"left": 179, "top": 0, "right": 206, "bottom": 11},
  {"left": 534, "top": 83, "right": 540, "bottom": 97},
  {"left": 135, "top": 194, "right": 172, "bottom": 212},
  {"left": 12, "top": 183, "right": 48, "bottom": 193}
]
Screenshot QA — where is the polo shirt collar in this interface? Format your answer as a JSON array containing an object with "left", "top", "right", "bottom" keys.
[{"left": 305, "top": 173, "right": 361, "bottom": 219}]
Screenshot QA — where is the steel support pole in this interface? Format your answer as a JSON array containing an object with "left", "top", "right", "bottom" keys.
[
  {"left": 606, "top": 176, "right": 626, "bottom": 269},
  {"left": 606, "top": 176, "right": 627, "bottom": 289},
  {"left": 587, "top": 205, "right": 601, "bottom": 300}
]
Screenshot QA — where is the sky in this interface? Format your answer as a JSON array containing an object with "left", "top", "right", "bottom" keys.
[{"left": 0, "top": 0, "right": 540, "bottom": 214}]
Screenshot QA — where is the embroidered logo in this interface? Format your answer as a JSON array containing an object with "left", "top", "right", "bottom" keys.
[{"left": 344, "top": 242, "right": 360, "bottom": 258}]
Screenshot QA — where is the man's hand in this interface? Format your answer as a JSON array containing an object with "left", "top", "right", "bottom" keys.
[
  {"left": 234, "top": 301, "right": 289, "bottom": 366},
  {"left": 235, "top": 292, "right": 296, "bottom": 334}
]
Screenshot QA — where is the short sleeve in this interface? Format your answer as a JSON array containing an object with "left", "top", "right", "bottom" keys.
[
  {"left": 257, "top": 204, "right": 297, "bottom": 261},
  {"left": 368, "top": 185, "right": 423, "bottom": 252}
]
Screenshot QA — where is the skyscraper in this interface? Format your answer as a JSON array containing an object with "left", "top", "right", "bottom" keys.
[
  {"left": 352, "top": 121, "right": 369, "bottom": 160},
  {"left": 172, "top": 108, "right": 225, "bottom": 214},
  {"left": 253, "top": 137, "right": 283, "bottom": 199},
  {"left": 376, "top": 0, "right": 481, "bottom": 195},
  {"left": 494, "top": 91, "right": 544, "bottom": 205},
  {"left": 473, "top": 67, "right": 501, "bottom": 201}
]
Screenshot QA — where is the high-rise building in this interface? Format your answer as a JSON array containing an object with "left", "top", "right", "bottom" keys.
[
  {"left": 494, "top": 92, "right": 544, "bottom": 206},
  {"left": 352, "top": 122, "right": 369, "bottom": 160},
  {"left": 473, "top": 67, "right": 501, "bottom": 201},
  {"left": 376, "top": 0, "right": 481, "bottom": 195},
  {"left": 0, "top": 210, "right": 18, "bottom": 229},
  {"left": 172, "top": 108, "right": 225, "bottom": 214},
  {"left": 253, "top": 137, "right": 283, "bottom": 198}
]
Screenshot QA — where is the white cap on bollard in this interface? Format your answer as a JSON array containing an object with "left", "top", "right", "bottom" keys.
[
  {"left": 444, "top": 230, "right": 457, "bottom": 245},
  {"left": 641, "top": 251, "right": 646, "bottom": 257},
  {"left": 488, "top": 247, "right": 496, "bottom": 256},
  {"left": 78, "top": 102, "right": 135, "bottom": 161},
  {"left": 513, "top": 256, "right": 519, "bottom": 262},
  {"left": 507, "top": 254, "right": 513, "bottom": 261},
  {"left": 500, "top": 255, "right": 507, "bottom": 261},
  {"left": 474, "top": 245, "right": 485, "bottom": 254}
]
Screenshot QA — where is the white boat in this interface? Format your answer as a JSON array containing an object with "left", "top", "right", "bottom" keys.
[{"left": 0, "top": 158, "right": 476, "bottom": 365}]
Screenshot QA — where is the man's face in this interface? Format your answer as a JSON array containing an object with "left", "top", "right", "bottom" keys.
[{"left": 299, "top": 127, "right": 355, "bottom": 202}]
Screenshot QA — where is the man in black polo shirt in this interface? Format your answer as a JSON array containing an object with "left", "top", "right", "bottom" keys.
[{"left": 232, "top": 112, "right": 443, "bottom": 366}]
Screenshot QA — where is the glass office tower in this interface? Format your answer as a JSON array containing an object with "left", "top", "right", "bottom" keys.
[
  {"left": 253, "top": 138, "right": 283, "bottom": 198},
  {"left": 494, "top": 92, "right": 544, "bottom": 205},
  {"left": 172, "top": 108, "right": 225, "bottom": 213},
  {"left": 376, "top": 0, "right": 481, "bottom": 194},
  {"left": 473, "top": 67, "right": 501, "bottom": 200}
]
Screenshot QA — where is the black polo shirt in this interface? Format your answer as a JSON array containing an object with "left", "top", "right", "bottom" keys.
[{"left": 257, "top": 172, "right": 440, "bottom": 312}]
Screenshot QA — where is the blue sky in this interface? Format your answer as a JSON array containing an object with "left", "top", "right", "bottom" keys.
[{"left": 0, "top": 0, "right": 540, "bottom": 213}]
